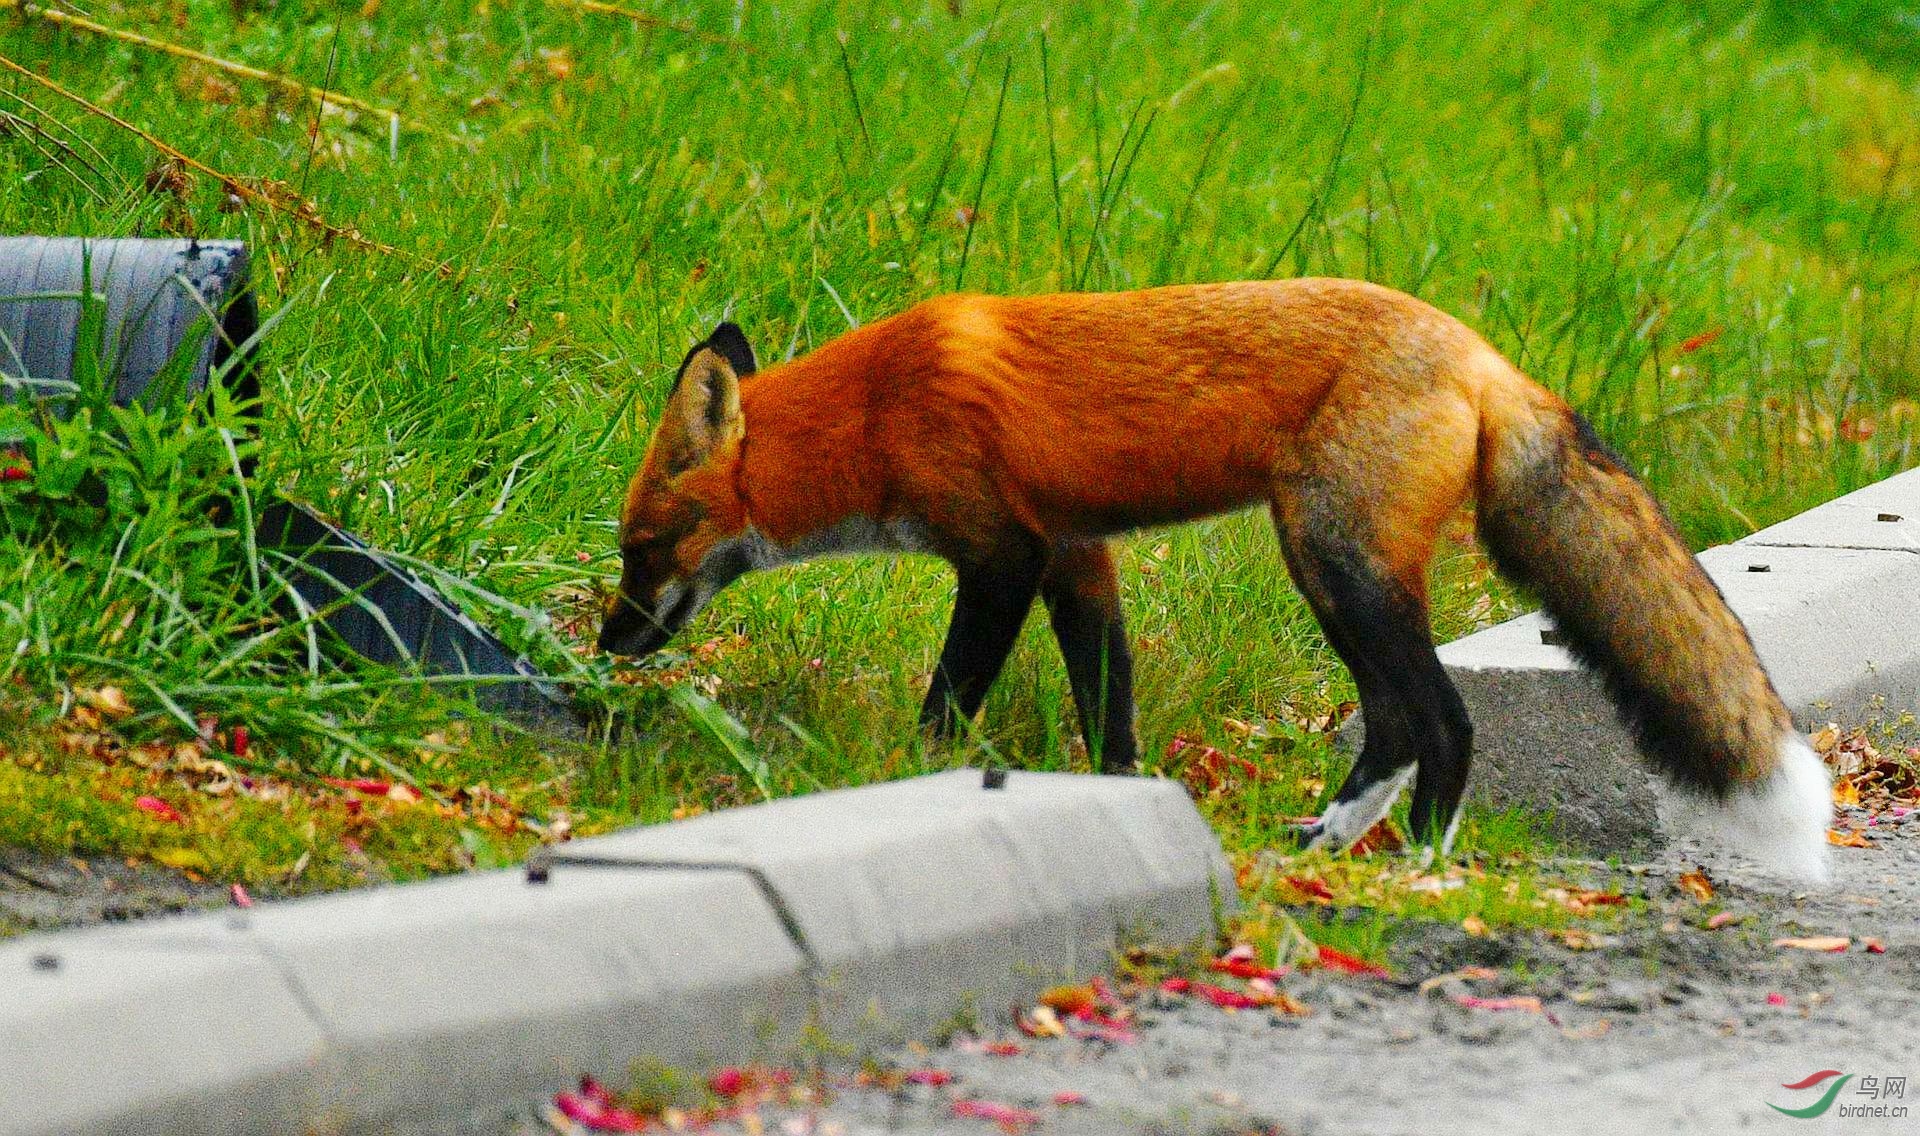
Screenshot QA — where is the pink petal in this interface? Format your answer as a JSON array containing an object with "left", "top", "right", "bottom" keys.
[
  {"left": 554, "top": 1089, "right": 648, "bottom": 1132},
  {"left": 1316, "top": 946, "right": 1390, "bottom": 979},
  {"left": 951, "top": 1099, "right": 1041, "bottom": 1129},
  {"left": 134, "top": 796, "right": 183, "bottom": 824}
]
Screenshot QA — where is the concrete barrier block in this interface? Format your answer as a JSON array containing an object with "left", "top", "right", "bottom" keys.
[
  {"left": 1740, "top": 465, "right": 1920, "bottom": 553},
  {"left": 0, "top": 770, "right": 1231, "bottom": 1136},
  {"left": 0, "top": 927, "right": 328, "bottom": 1136},
  {"left": 1341, "top": 513, "right": 1920, "bottom": 852},
  {"left": 246, "top": 865, "right": 812, "bottom": 1133},
  {"left": 581, "top": 769, "right": 1233, "bottom": 1047}
]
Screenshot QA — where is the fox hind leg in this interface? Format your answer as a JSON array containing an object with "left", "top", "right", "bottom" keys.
[
  {"left": 1274, "top": 498, "right": 1473, "bottom": 854},
  {"left": 1040, "top": 541, "right": 1138, "bottom": 773}
]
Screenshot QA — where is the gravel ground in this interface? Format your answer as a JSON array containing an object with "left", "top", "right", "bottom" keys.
[
  {"left": 0, "top": 848, "right": 226, "bottom": 937},
  {"left": 508, "top": 819, "right": 1919, "bottom": 1136}
]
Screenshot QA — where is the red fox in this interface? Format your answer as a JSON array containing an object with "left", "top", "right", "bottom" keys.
[{"left": 598, "top": 279, "right": 1830, "bottom": 881}]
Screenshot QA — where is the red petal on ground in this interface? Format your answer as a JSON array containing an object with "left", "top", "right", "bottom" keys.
[
  {"left": 707, "top": 1067, "right": 747, "bottom": 1097},
  {"left": 324, "top": 777, "right": 394, "bottom": 796},
  {"left": 905, "top": 1069, "right": 954, "bottom": 1085},
  {"left": 1865, "top": 938, "right": 1887, "bottom": 954},
  {"left": 1194, "top": 982, "right": 1266, "bottom": 1010},
  {"left": 578, "top": 1076, "right": 617, "bottom": 1108},
  {"left": 229, "top": 884, "right": 253, "bottom": 908},
  {"left": 1159, "top": 977, "right": 1192, "bottom": 995},
  {"left": 951, "top": 1099, "right": 1042, "bottom": 1129},
  {"left": 1766, "top": 992, "right": 1789, "bottom": 1006},
  {"left": 1053, "top": 1091, "right": 1088, "bottom": 1106},
  {"left": 1282, "top": 876, "right": 1336, "bottom": 902},
  {"left": 553, "top": 1088, "right": 648, "bottom": 1132},
  {"left": 1211, "top": 957, "right": 1289, "bottom": 981},
  {"left": 0, "top": 465, "right": 29, "bottom": 481},
  {"left": 1315, "top": 946, "right": 1390, "bottom": 979},
  {"left": 134, "top": 796, "right": 183, "bottom": 824},
  {"left": 230, "top": 725, "right": 250, "bottom": 759},
  {"left": 1066, "top": 1020, "right": 1140, "bottom": 1044}
]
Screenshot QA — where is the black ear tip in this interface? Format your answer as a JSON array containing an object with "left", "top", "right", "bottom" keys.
[{"left": 705, "top": 321, "right": 758, "bottom": 376}]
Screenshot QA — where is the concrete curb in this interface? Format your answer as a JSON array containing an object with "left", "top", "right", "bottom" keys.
[
  {"left": 1343, "top": 466, "right": 1920, "bottom": 851},
  {"left": 0, "top": 770, "right": 1232, "bottom": 1136}
]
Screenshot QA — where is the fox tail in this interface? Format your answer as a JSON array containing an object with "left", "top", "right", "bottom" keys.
[{"left": 1473, "top": 372, "right": 1830, "bottom": 883}]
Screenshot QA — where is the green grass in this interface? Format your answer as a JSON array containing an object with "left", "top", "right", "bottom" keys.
[{"left": 0, "top": 0, "right": 1915, "bottom": 929}]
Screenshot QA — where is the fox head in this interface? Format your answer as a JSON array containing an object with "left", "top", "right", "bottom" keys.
[{"left": 597, "top": 323, "right": 760, "bottom": 657}]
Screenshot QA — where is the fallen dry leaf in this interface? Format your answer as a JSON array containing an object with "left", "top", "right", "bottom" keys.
[
  {"left": 1456, "top": 994, "right": 1543, "bottom": 1013},
  {"left": 1282, "top": 875, "right": 1335, "bottom": 904},
  {"left": 1052, "top": 1091, "right": 1087, "bottom": 1106},
  {"left": 1417, "top": 965, "right": 1500, "bottom": 995},
  {"left": 1038, "top": 983, "right": 1098, "bottom": 1016},
  {"left": 1210, "top": 945, "right": 1288, "bottom": 981},
  {"left": 1828, "top": 828, "right": 1873, "bottom": 848},
  {"left": 1461, "top": 915, "right": 1490, "bottom": 937},
  {"left": 78, "top": 685, "right": 134, "bottom": 719},
  {"left": 1774, "top": 936, "right": 1851, "bottom": 953},
  {"left": 1558, "top": 887, "right": 1628, "bottom": 914},
  {"left": 1016, "top": 1005, "right": 1065, "bottom": 1038},
  {"left": 134, "top": 796, "right": 184, "bottom": 824},
  {"left": 1314, "top": 945, "right": 1391, "bottom": 979},
  {"left": 1551, "top": 928, "right": 1603, "bottom": 951},
  {"left": 1560, "top": 1019, "right": 1610, "bottom": 1040},
  {"left": 1676, "top": 870, "right": 1715, "bottom": 902},
  {"left": 1350, "top": 816, "right": 1405, "bottom": 856},
  {"left": 951, "top": 1099, "right": 1041, "bottom": 1130},
  {"left": 1705, "top": 911, "right": 1742, "bottom": 930},
  {"left": 904, "top": 1069, "right": 953, "bottom": 1086}
]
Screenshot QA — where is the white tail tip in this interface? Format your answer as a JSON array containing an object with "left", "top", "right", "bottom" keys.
[{"left": 1683, "top": 736, "right": 1832, "bottom": 886}]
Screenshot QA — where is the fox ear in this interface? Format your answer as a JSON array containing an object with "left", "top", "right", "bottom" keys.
[
  {"left": 705, "top": 321, "right": 757, "bottom": 377},
  {"left": 660, "top": 346, "right": 743, "bottom": 473}
]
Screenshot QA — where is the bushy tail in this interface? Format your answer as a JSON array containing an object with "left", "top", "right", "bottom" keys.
[{"left": 1473, "top": 372, "right": 1830, "bottom": 884}]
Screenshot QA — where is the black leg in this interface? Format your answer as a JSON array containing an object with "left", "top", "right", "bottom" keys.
[
  {"left": 1275, "top": 516, "right": 1473, "bottom": 853},
  {"left": 1040, "top": 541, "right": 1138, "bottom": 773},
  {"left": 919, "top": 555, "right": 1044, "bottom": 739}
]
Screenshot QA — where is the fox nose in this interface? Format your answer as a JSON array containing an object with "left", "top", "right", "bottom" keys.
[{"left": 597, "top": 602, "right": 667, "bottom": 657}]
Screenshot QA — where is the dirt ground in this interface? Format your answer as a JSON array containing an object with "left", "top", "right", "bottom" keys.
[
  {"left": 508, "top": 821, "right": 1920, "bottom": 1136},
  {"left": 0, "top": 848, "right": 226, "bottom": 937}
]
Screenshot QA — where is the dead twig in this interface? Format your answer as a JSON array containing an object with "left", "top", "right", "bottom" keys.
[
  {"left": 543, "top": 0, "right": 756, "bottom": 52},
  {"left": 0, "top": 0, "right": 467, "bottom": 145},
  {"left": 0, "top": 51, "right": 450, "bottom": 275},
  {"left": 0, "top": 106, "right": 111, "bottom": 201}
]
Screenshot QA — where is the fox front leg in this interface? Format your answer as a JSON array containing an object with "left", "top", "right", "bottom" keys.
[{"left": 919, "top": 554, "right": 1045, "bottom": 740}]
